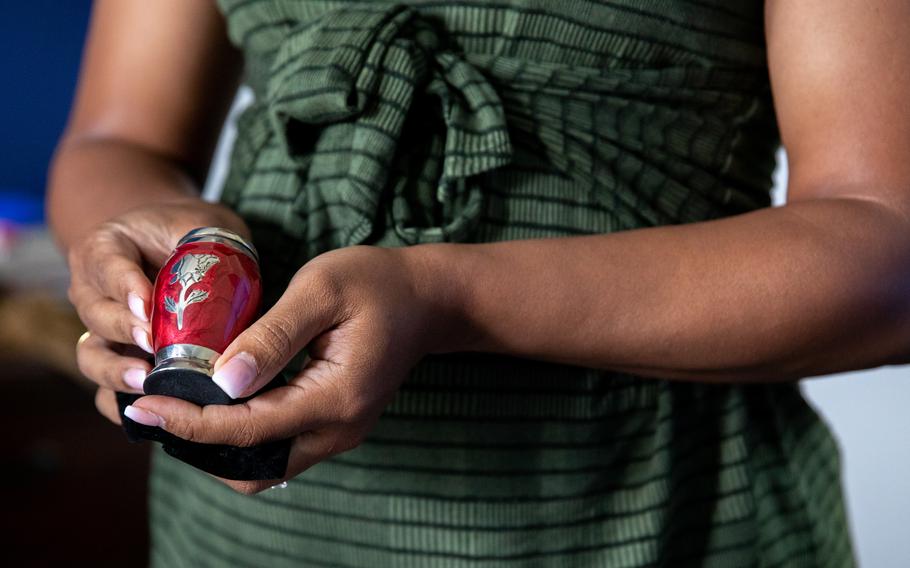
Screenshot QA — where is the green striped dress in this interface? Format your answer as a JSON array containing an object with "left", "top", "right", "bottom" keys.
[{"left": 149, "top": 1, "right": 856, "bottom": 566}]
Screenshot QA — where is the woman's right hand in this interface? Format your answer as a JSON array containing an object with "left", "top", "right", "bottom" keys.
[{"left": 69, "top": 197, "right": 250, "bottom": 408}]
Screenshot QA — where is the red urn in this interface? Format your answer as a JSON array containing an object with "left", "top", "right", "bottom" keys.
[{"left": 144, "top": 227, "right": 262, "bottom": 405}]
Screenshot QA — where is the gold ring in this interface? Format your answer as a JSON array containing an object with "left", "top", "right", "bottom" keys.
[{"left": 77, "top": 330, "right": 92, "bottom": 348}]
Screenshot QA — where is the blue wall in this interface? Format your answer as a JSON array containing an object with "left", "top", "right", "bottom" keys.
[{"left": 0, "top": 0, "right": 92, "bottom": 222}]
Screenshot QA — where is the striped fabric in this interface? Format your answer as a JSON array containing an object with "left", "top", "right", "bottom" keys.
[{"left": 149, "top": 1, "right": 856, "bottom": 566}]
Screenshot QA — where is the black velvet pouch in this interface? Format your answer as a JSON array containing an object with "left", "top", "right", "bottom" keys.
[{"left": 115, "top": 375, "right": 291, "bottom": 481}]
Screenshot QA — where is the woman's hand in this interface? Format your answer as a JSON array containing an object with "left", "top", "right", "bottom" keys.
[
  {"left": 70, "top": 197, "right": 250, "bottom": 401},
  {"left": 96, "top": 245, "right": 451, "bottom": 494}
]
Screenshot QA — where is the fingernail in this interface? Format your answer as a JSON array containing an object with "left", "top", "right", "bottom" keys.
[
  {"left": 128, "top": 292, "right": 148, "bottom": 322},
  {"left": 122, "top": 368, "right": 147, "bottom": 391},
  {"left": 132, "top": 327, "right": 154, "bottom": 355},
  {"left": 124, "top": 405, "right": 163, "bottom": 427},
  {"left": 212, "top": 352, "right": 258, "bottom": 399}
]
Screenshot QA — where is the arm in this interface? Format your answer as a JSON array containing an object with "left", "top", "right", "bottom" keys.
[
  {"left": 51, "top": 1, "right": 250, "bottom": 413},
  {"left": 46, "top": 0, "right": 242, "bottom": 251},
  {"left": 409, "top": 0, "right": 910, "bottom": 382}
]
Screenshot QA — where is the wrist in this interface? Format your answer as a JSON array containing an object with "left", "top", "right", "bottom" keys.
[
  {"left": 46, "top": 137, "right": 202, "bottom": 251},
  {"left": 397, "top": 243, "right": 483, "bottom": 355}
]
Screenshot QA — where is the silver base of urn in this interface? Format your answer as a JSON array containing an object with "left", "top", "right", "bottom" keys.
[{"left": 144, "top": 343, "right": 234, "bottom": 406}]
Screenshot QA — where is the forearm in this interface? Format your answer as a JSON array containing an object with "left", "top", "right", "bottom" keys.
[
  {"left": 409, "top": 195, "right": 910, "bottom": 382},
  {"left": 46, "top": 135, "right": 202, "bottom": 252}
]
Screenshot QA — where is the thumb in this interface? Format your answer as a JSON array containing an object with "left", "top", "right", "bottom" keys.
[{"left": 211, "top": 282, "right": 338, "bottom": 399}]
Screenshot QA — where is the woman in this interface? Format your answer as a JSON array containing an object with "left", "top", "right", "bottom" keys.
[{"left": 49, "top": 0, "right": 909, "bottom": 565}]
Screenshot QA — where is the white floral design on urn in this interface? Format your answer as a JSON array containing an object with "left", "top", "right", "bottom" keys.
[{"left": 164, "top": 253, "right": 220, "bottom": 330}]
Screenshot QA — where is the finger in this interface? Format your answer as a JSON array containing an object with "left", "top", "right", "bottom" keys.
[
  {"left": 124, "top": 374, "right": 340, "bottom": 446},
  {"left": 77, "top": 332, "right": 152, "bottom": 393},
  {"left": 210, "top": 269, "right": 344, "bottom": 399},
  {"left": 95, "top": 388, "right": 122, "bottom": 426},
  {"left": 74, "top": 293, "right": 152, "bottom": 350},
  {"left": 86, "top": 237, "right": 154, "bottom": 317},
  {"left": 215, "top": 429, "right": 353, "bottom": 495},
  {"left": 69, "top": 232, "right": 154, "bottom": 324}
]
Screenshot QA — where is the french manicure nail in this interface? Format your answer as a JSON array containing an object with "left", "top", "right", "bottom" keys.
[
  {"left": 132, "top": 327, "right": 154, "bottom": 355},
  {"left": 212, "top": 352, "right": 258, "bottom": 399},
  {"left": 124, "top": 405, "right": 163, "bottom": 427},
  {"left": 128, "top": 292, "right": 148, "bottom": 322},
  {"left": 122, "top": 368, "right": 147, "bottom": 391}
]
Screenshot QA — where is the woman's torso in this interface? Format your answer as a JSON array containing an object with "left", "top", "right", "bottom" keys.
[{"left": 149, "top": 1, "right": 855, "bottom": 566}]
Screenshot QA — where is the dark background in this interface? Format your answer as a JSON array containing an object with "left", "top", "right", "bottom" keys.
[{"left": 0, "top": 2, "right": 151, "bottom": 565}]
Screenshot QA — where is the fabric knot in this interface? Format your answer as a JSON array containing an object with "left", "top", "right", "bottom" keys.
[{"left": 264, "top": 4, "right": 513, "bottom": 246}]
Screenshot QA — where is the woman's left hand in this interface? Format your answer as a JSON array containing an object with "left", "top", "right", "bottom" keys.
[{"left": 95, "top": 244, "right": 457, "bottom": 494}]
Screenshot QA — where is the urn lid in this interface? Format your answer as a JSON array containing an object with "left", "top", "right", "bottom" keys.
[{"left": 177, "top": 227, "right": 259, "bottom": 263}]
